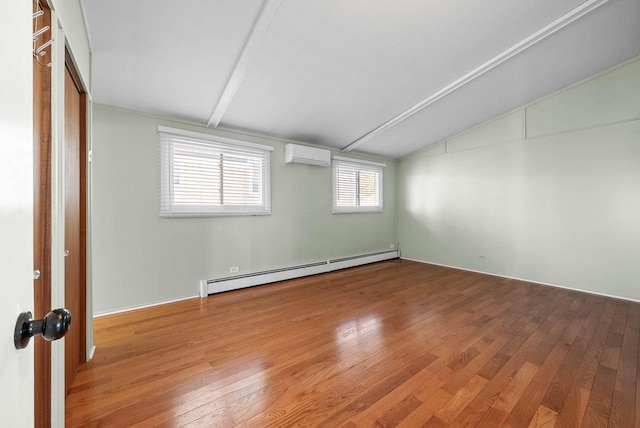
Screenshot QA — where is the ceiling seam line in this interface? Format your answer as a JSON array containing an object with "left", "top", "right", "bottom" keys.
[
  {"left": 340, "top": 0, "right": 610, "bottom": 153},
  {"left": 206, "top": 0, "right": 285, "bottom": 128}
]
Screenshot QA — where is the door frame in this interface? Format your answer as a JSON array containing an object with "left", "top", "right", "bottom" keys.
[
  {"left": 50, "top": 14, "right": 67, "bottom": 425},
  {"left": 48, "top": 11, "right": 93, "bottom": 426}
]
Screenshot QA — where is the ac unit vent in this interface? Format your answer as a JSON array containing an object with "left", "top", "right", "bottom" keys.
[{"left": 284, "top": 143, "right": 331, "bottom": 167}]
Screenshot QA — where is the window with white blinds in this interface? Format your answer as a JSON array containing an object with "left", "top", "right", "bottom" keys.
[
  {"left": 332, "top": 156, "right": 385, "bottom": 213},
  {"left": 159, "top": 127, "right": 272, "bottom": 216}
]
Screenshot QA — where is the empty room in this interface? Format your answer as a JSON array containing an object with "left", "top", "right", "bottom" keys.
[{"left": 2, "top": 0, "right": 640, "bottom": 427}]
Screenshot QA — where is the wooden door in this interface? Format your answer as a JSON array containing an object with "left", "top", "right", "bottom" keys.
[
  {"left": 33, "top": 1, "right": 52, "bottom": 425},
  {"left": 64, "top": 59, "right": 87, "bottom": 394}
]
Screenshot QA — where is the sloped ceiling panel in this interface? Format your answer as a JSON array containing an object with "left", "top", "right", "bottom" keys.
[
  {"left": 86, "top": 0, "right": 264, "bottom": 123},
  {"left": 83, "top": 0, "right": 639, "bottom": 159},
  {"left": 219, "top": 0, "right": 585, "bottom": 148},
  {"left": 357, "top": 0, "right": 640, "bottom": 158}
]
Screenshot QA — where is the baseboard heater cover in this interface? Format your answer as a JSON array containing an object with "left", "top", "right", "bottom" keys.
[{"left": 200, "top": 250, "right": 398, "bottom": 296}]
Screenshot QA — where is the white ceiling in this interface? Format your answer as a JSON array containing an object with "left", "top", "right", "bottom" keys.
[{"left": 82, "top": 0, "right": 640, "bottom": 159}]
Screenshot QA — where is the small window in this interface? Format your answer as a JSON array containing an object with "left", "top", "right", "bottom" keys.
[
  {"left": 159, "top": 127, "right": 272, "bottom": 216},
  {"left": 332, "top": 156, "right": 385, "bottom": 213}
]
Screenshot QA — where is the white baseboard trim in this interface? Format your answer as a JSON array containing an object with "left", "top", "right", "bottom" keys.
[
  {"left": 402, "top": 257, "right": 640, "bottom": 303},
  {"left": 204, "top": 250, "right": 399, "bottom": 296},
  {"left": 87, "top": 345, "right": 96, "bottom": 361},
  {"left": 93, "top": 294, "right": 199, "bottom": 318}
]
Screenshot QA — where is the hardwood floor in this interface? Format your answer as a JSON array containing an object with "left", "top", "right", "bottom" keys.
[{"left": 66, "top": 260, "right": 640, "bottom": 427}]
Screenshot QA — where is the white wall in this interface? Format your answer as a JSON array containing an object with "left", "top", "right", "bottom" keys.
[
  {"left": 398, "top": 56, "right": 640, "bottom": 301},
  {"left": 91, "top": 105, "right": 397, "bottom": 314}
]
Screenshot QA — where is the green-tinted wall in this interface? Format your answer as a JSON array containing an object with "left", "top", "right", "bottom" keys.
[
  {"left": 91, "top": 105, "right": 397, "bottom": 314},
  {"left": 398, "top": 57, "right": 640, "bottom": 301}
]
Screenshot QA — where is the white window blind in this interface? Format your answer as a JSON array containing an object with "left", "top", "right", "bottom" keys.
[
  {"left": 159, "top": 127, "right": 272, "bottom": 216},
  {"left": 332, "top": 156, "right": 385, "bottom": 213}
]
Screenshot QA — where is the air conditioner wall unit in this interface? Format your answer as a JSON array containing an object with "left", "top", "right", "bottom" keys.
[{"left": 284, "top": 143, "right": 331, "bottom": 167}]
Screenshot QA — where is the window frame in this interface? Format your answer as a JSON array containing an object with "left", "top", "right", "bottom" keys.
[
  {"left": 159, "top": 126, "right": 273, "bottom": 217},
  {"left": 332, "top": 155, "right": 385, "bottom": 214}
]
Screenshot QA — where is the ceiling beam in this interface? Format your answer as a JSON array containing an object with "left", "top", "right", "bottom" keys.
[
  {"left": 207, "top": 0, "right": 284, "bottom": 128},
  {"left": 341, "top": 0, "right": 610, "bottom": 153}
]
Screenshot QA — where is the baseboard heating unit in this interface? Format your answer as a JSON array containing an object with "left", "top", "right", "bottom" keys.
[{"left": 199, "top": 250, "right": 399, "bottom": 297}]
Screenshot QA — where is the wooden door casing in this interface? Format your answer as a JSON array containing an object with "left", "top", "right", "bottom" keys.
[{"left": 33, "top": 1, "right": 52, "bottom": 425}]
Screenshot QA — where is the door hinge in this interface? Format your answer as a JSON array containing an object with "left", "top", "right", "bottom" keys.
[{"left": 33, "top": 270, "right": 41, "bottom": 280}]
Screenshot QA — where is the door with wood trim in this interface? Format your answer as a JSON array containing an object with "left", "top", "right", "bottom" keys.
[{"left": 32, "top": 4, "right": 88, "bottom": 424}]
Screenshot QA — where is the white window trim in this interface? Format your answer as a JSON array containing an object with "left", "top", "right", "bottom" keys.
[
  {"left": 159, "top": 126, "right": 273, "bottom": 217},
  {"left": 158, "top": 126, "right": 274, "bottom": 153},
  {"left": 332, "top": 156, "right": 385, "bottom": 214},
  {"left": 332, "top": 155, "right": 386, "bottom": 168}
]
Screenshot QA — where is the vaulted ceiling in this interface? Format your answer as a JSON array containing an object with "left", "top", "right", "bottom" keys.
[{"left": 82, "top": 0, "right": 640, "bottom": 159}]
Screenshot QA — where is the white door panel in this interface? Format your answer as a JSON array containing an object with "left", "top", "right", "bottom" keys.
[{"left": 0, "top": 0, "right": 35, "bottom": 426}]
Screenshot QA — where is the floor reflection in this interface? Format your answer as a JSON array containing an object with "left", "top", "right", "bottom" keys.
[{"left": 334, "top": 314, "right": 383, "bottom": 365}]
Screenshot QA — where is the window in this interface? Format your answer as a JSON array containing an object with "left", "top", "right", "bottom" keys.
[
  {"left": 159, "top": 126, "right": 272, "bottom": 216},
  {"left": 332, "top": 156, "right": 384, "bottom": 213}
]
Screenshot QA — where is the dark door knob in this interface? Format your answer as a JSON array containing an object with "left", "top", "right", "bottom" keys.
[{"left": 14, "top": 308, "right": 71, "bottom": 349}]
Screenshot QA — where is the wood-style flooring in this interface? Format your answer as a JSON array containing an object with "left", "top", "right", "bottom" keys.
[{"left": 66, "top": 260, "right": 640, "bottom": 427}]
